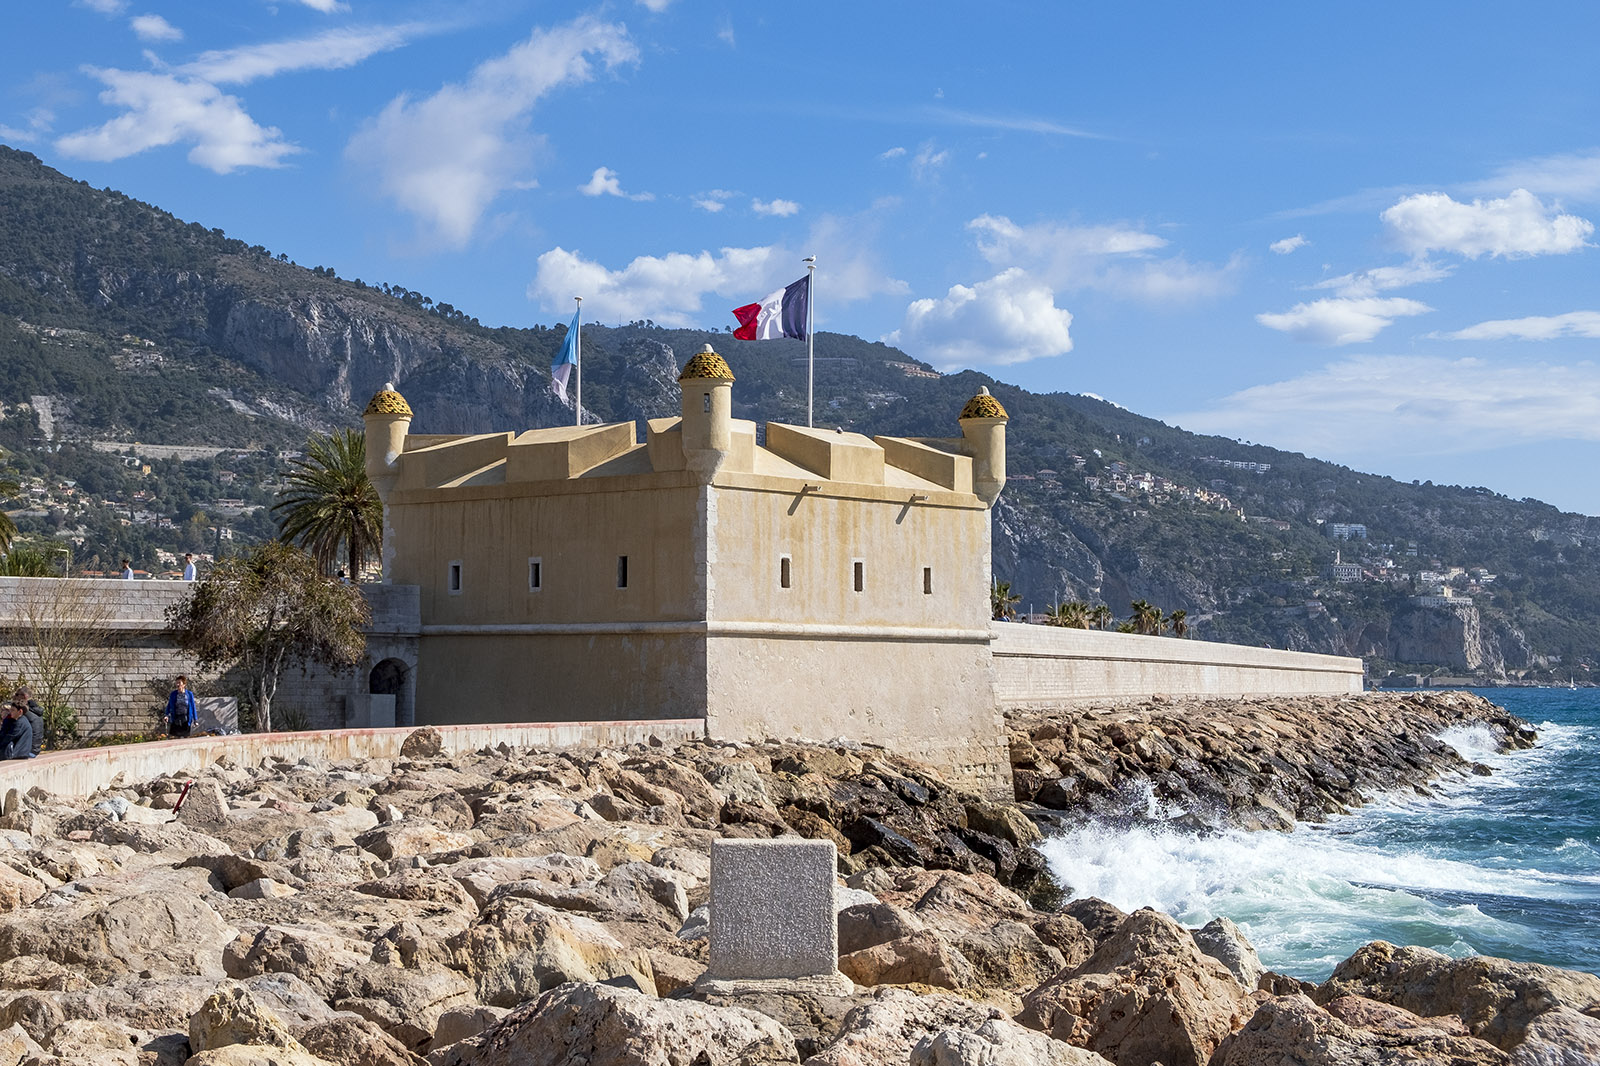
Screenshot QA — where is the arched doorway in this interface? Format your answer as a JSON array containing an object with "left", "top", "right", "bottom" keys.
[{"left": 367, "top": 657, "right": 412, "bottom": 727}]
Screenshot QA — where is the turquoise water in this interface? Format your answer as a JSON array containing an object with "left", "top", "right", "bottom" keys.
[{"left": 1038, "top": 688, "right": 1600, "bottom": 980}]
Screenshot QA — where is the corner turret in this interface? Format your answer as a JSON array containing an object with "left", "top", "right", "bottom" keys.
[
  {"left": 363, "top": 382, "right": 412, "bottom": 579},
  {"left": 678, "top": 345, "right": 735, "bottom": 482},
  {"left": 958, "top": 386, "right": 1008, "bottom": 507}
]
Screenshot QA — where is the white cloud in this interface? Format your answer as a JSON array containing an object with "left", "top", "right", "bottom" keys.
[
  {"left": 53, "top": 23, "right": 427, "bottom": 172},
  {"left": 1437, "top": 311, "right": 1600, "bottom": 341},
  {"left": 579, "top": 166, "right": 653, "bottom": 201},
  {"left": 1312, "top": 259, "right": 1451, "bottom": 299},
  {"left": 55, "top": 69, "right": 297, "bottom": 172},
  {"left": 528, "top": 210, "right": 907, "bottom": 325},
  {"left": 1382, "top": 189, "right": 1593, "bottom": 259},
  {"left": 0, "top": 108, "right": 54, "bottom": 144},
  {"left": 1270, "top": 234, "right": 1308, "bottom": 254},
  {"left": 1256, "top": 296, "right": 1432, "bottom": 345},
  {"left": 716, "top": 20, "right": 735, "bottom": 46},
  {"left": 292, "top": 0, "right": 348, "bottom": 12},
  {"left": 878, "top": 146, "right": 906, "bottom": 160},
  {"left": 1473, "top": 150, "right": 1600, "bottom": 202},
  {"left": 77, "top": 0, "right": 127, "bottom": 14},
  {"left": 752, "top": 198, "right": 799, "bottom": 217},
  {"left": 183, "top": 24, "right": 424, "bottom": 85},
  {"left": 970, "top": 214, "right": 1237, "bottom": 303},
  {"left": 886, "top": 268, "right": 1073, "bottom": 370},
  {"left": 637, "top": 0, "right": 673, "bottom": 10},
  {"left": 911, "top": 142, "right": 948, "bottom": 180},
  {"left": 1173, "top": 355, "right": 1600, "bottom": 458},
  {"left": 130, "top": 14, "right": 182, "bottom": 41},
  {"left": 348, "top": 17, "right": 638, "bottom": 247},
  {"left": 692, "top": 198, "right": 725, "bottom": 213}
]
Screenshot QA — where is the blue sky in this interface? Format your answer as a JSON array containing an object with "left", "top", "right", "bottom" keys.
[{"left": 5, "top": 2, "right": 1600, "bottom": 513}]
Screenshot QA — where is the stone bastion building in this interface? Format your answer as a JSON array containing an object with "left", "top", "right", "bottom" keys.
[
  {"left": 361, "top": 345, "right": 1014, "bottom": 789},
  {"left": 0, "top": 344, "right": 1362, "bottom": 795}
]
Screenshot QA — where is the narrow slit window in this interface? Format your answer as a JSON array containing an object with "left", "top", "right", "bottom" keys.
[
  {"left": 702, "top": 392, "right": 711, "bottom": 413},
  {"left": 780, "top": 555, "right": 792, "bottom": 589},
  {"left": 853, "top": 560, "right": 864, "bottom": 593},
  {"left": 923, "top": 567, "right": 933, "bottom": 595},
  {"left": 447, "top": 561, "right": 462, "bottom": 595},
  {"left": 617, "top": 555, "right": 629, "bottom": 589},
  {"left": 528, "top": 557, "right": 542, "bottom": 591}
]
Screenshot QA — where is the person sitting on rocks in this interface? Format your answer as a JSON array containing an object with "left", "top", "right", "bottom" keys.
[
  {"left": 0, "top": 702, "right": 32, "bottom": 761},
  {"left": 165, "top": 675, "right": 197, "bottom": 738},
  {"left": 11, "top": 686, "right": 43, "bottom": 758}
]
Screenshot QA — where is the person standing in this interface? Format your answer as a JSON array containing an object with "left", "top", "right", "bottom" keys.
[
  {"left": 120, "top": 558, "right": 134, "bottom": 579},
  {"left": 12, "top": 686, "right": 42, "bottom": 757},
  {"left": 182, "top": 553, "right": 197, "bottom": 581},
  {"left": 165, "top": 675, "right": 197, "bottom": 738},
  {"left": 0, "top": 702, "right": 31, "bottom": 761}
]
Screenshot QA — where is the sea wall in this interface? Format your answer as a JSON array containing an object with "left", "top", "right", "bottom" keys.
[
  {"left": 990, "top": 623, "right": 1364, "bottom": 708},
  {"left": 0, "top": 577, "right": 419, "bottom": 735},
  {"left": 0, "top": 717, "right": 704, "bottom": 800}
]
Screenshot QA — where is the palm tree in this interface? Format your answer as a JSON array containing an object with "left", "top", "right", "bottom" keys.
[
  {"left": 1130, "top": 599, "right": 1164, "bottom": 636},
  {"left": 1168, "top": 608, "right": 1189, "bottom": 638},
  {"left": 271, "top": 430, "right": 382, "bottom": 579},
  {"left": 0, "top": 546, "right": 54, "bottom": 576},
  {"left": 1045, "top": 600, "right": 1092, "bottom": 628},
  {"left": 0, "top": 477, "right": 17, "bottom": 556},
  {"left": 990, "top": 580, "right": 1021, "bottom": 621},
  {"left": 1090, "top": 604, "right": 1114, "bottom": 631}
]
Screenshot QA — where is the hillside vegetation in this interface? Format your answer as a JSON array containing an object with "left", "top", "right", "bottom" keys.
[{"left": 1, "top": 145, "right": 1596, "bottom": 680}]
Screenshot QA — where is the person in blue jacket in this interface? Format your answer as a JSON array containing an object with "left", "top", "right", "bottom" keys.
[
  {"left": 0, "top": 702, "right": 32, "bottom": 760},
  {"left": 165, "top": 675, "right": 198, "bottom": 738}
]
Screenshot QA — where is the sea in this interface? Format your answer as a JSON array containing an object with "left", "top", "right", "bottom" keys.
[{"left": 1038, "top": 687, "right": 1600, "bottom": 981}]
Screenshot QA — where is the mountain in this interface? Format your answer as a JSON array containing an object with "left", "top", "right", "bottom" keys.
[{"left": 2, "top": 145, "right": 1597, "bottom": 681}]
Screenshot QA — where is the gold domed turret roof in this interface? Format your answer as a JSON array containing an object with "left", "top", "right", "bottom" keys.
[
  {"left": 959, "top": 386, "right": 1008, "bottom": 421},
  {"left": 363, "top": 383, "right": 413, "bottom": 417},
  {"left": 678, "top": 344, "right": 735, "bottom": 383}
]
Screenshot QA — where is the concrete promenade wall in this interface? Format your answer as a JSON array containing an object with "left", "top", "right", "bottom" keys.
[
  {"left": 0, "top": 718, "right": 705, "bottom": 801},
  {"left": 990, "top": 623, "right": 1364, "bottom": 708},
  {"left": 0, "top": 578, "right": 420, "bottom": 735}
]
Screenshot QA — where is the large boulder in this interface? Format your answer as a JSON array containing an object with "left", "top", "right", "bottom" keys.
[
  {"left": 1017, "top": 908, "right": 1254, "bottom": 1066},
  {"left": 1192, "top": 916, "right": 1265, "bottom": 990},
  {"left": 298, "top": 1014, "right": 426, "bottom": 1066},
  {"left": 804, "top": 988, "right": 1010, "bottom": 1066},
  {"left": 430, "top": 981, "right": 798, "bottom": 1066},
  {"left": 326, "top": 963, "right": 475, "bottom": 1049},
  {"left": 1211, "top": 993, "right": 1509, "bottom": 1065},
  {"left": 911, "top": 1017, "right": 1114, "bottom": 1066},
  {"left": 0, "top": 870, "right": 235, "bottom": 984},
  {"left": 1315, "top": 941, "right": 1600, "bottom": 1050},
  {"left": 838, "top": 932, "right": 977, "bottom": 991},
  {"left": 188, "top": 983, "right": 302, "bottom": 1054},
  {"left": 448, "top": 899, "right": 655, "bottom": 1008},
  {"left": 1509, "top": 1007, "right": 1600, "bottom": 1065}
]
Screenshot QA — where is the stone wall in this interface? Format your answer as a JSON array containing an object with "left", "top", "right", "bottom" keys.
[
  {"left": 0, "top": 578, "right": 419, "bottom": 737},
  {"left": 989, "top": 623, "right": 1364, "bottom": 708}
]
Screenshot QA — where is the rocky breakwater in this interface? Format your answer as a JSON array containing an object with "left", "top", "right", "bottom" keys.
[
  {"left": 1009, "top": 690, "right": 1536, "bottom": 831},
  {"left": 0, "top": 696, "right": 1586, "bottom": 1065}
]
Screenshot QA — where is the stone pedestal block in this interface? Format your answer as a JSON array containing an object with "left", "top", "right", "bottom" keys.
[{"left": 704, "top": 838, "right": 845, "bottom": 988}]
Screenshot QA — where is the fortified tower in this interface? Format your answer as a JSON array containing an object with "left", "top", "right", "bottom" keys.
[
  {"left": 958, "top": 385, "right": 1008, "bottom": 506},
  {"left": 362, "top": 382, "right": 412, "bottom": 580},
  {"left": 678, "top": 344, "right": 735, "bottom": 481}
]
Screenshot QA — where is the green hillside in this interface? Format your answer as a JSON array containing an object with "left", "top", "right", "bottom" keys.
[{"left": 1, "top": 144, "right": 1596, "bottom": 680}]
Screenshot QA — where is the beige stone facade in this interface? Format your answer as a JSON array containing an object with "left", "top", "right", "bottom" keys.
[{"left": 363, "top": 349, "right": 1014, "bottom": 792}]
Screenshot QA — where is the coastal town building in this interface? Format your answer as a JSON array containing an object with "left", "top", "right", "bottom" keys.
[{"left": 361, "top": 347, "right": 1013, "bottom": 787}]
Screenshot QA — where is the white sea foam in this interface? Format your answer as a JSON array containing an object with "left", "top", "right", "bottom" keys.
[{"left": 1437, "top": 723, "right": 1500, "bottom": 761}]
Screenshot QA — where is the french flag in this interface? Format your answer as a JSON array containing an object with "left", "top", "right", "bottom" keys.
[{"left": 732, "top": 274, "right": 809, "bottom": 341}]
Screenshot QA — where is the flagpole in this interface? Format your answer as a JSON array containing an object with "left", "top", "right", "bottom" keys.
[
  {"left": 804, "top": 255, "right": 816, "bottom": 428},
  {"left": 573, "top": 296, "right": 582, "bottom": 427}
]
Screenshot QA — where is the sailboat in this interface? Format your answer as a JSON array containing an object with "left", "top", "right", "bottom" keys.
[{"left": 1571, "top": 676, "right": 1578, "bottom": 690}]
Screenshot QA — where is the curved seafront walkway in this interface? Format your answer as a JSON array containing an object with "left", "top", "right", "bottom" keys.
[{"left": 0, "top": 719, "right": 705, "bottom": 801}]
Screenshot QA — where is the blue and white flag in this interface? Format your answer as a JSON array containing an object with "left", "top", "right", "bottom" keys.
[{"left": 552, "top": 306, "right": 580, "bottom": 401}]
